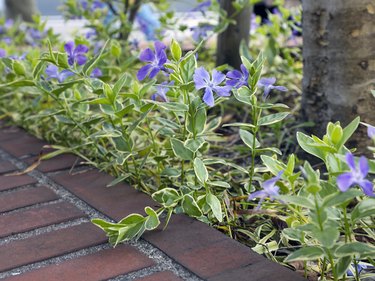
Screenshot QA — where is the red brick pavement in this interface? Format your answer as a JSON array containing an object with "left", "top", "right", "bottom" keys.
[{"left": 0, "top": 125, "right": 306, "bottom": 281}]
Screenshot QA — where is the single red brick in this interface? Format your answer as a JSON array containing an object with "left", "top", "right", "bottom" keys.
[
  {"left": 7, "top": 244, "right": 155, "bottom": 281},
  {"left": 0, "top": 186, "right": 58, "bottom": 213},
  {"left": 0, "top": 135, "right": 47, "bottom": 157},
  {"left": 144, "top": 215, "right": 226, "bottom": 256},
  {"left": 136, "top": 271, "right": 184, "bottom": 281},
  {"left": 0, "top": 127, "right": 25, "bottom": 142},
  {"left": 0, "top": 223, "right": 106, "bottom": 272},
  {"left": 0, "top": 161, "right": 17, "bottom": 174},
  {"left": 25, "top": 154, "right": 84, "bottom": 173},
  {"left": 171, "top": 238, "right": 265, "bottom": 279},
  {"left": 0, "top": 174, "right": 37, "bottom": 191},
  {"left": 207, "top": 258, "right": 307, "bottom": 281},
  {"left": 0, "top": 202, "right": 85, "bottom": 238},
  {"left": 51, "top": 170, "right": 157, "bottom": 221}
]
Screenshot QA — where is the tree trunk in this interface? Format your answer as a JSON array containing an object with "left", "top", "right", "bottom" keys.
[
  {"left": 216, "top": 1, "right": 251, "bottom": 69},
  {"left": 301, "top": 0, "right": 375, "bottom": 152},
  {"left": 5, "top": 0, "right": 37, "bottom": 22}
]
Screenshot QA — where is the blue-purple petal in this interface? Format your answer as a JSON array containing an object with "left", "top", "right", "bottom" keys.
[
  {"left": 360, "top": 180, "right": 374, "bottom": 196},
  {"left": 211, "top": 69, "right": 226, "bottom": 85},
  {"left": 75, "top": 44, "right": 89, "bottom": 54},
  {"left": 359, "top": 156, "right": 369, "bottom": 177},
  {"left": 337, "top": 172, "right": 354, "bottom": 192},
  {"left": 148, "top": 67, "right": 160, "bottom": 79},
  {"left": 203, "top": 87, "right": 214, "bottom": 107},
  {"left": 137, "top": 64, "right": 152, "bottom": 81},
  {"left": 75, "top": 54, "right": 87, "bottom": 65},
  {"left": 64, "top": 41, "right": 74, "bottom": 55},
  {"left": 345, "top": 153, "right": 356, "bottom": 171},
  {"left": 139, "top": 48, "right": 155, "bottom": 62}
]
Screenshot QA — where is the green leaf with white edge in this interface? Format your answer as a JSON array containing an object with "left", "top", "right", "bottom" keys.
[
  {"left": 322, "top": 190, "right": 362, "bottom": 208},
  {"left": 233, "top": 86, "right": 253, "bottom": 105},
  {"left": 144, "top": 207, "right": 160, "bottom": 230},
  {"left": 171, "top": 39, "right": 182, "bottom": 61},
  {"left": 152, "top": 188, "right": 180, "bottom": 208},
  {"left": 206, "top": 193, "right": 223, "bottom": 222},
  {"left": 170, "top": 138, "right": 194, "bottom": 161},
  {"left": 181, "top": 194, "right": 203, "bottom": 217},
  {"left": 335, "top": 257, "right": 352, "bottom": 278},
  {"left": 222, "top": 122, "right": 256, "bottom": 129},
  {"left": 277, "top": 195, "right": 315, "bottom": 209},
  {"left": 296, "top": 132, "right": 325, "bottom": 161},
  {"left": 313, "top": 227, "right": 340, "bottom": 248},
  {"left": 284, "top": 246, "right": 325, "bottom": 262},
  {"left": 335, "top": 242, "right": 375, "bottom": 258},
  {"left": 83, "top": 39, "right": 108, "bottom": 75},
  {"left": 92, "top": 218, "right": 122, "bottom": 230},
  {"left": 185, "top": 137, "right": 205, "bottom": 153},
  {"left": 148, "top": 100, "right": 188, "bottom": 112},
  {"left": 112, "top": 73, "right": 131, "bottom": 100},
  {"left": 351, "top": 198, "right": 375, "bottom": 223},
  {"left": 194, "top": 158, "right": 208, "bottom": 184},
  {"left": 0, "top": 80, "right": 35, "bottom": 88},
  {"left": 258, "top": 112, "right": 289, "bottom": 126},
  {"left": 336, "top": 117, "right": 360, "bottom": 149},
  {"left": 261, "top": 155, "right": 286, "bottom": 176},
  {"left": 239, "top": 129, "right": 260, "bottom": 149},
  {"left": 208, "top": 181, "right": 230, "bottom": 188}
]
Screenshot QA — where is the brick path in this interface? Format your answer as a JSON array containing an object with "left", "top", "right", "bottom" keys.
[{"left": 0, "top": 124, "right": 306, "bottom": 281}]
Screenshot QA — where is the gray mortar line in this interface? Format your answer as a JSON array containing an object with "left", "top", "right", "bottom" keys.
[
  {"left": 0, "top": 243, "right": 113, "bottom": 279},
  {"left": 0, "top": 198, "right": 63, "bottom": 215},
  {"left": 0, "top": 217, "right": 89, "bottom": 246},
  {"left": 0, "top": 183, "right": 40, "bottom": 195},
  {"left": 0, "top": 147, "right": 204, "bottom": 281}
]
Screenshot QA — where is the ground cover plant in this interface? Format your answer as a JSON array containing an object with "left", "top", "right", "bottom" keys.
[{"left": 0, "top": 0, "right": 374, "bottom": 280}]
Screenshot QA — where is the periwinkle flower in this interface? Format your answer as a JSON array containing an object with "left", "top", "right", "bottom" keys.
[
  {"left": 3, "top": 37, "right": 11, "bottom": 45},
  {"left": 258, "top": 77, "right": 287, "bottom": 99},
  {"left": 85, "top": 29, "right": 97, "bottom": 39},
  {"left": 0, "top": 48, "right": 6, "bottom": 58},
  {"left": 151, "top": 81, "right": 174, "bottom": 102},
  {"left": 191, "top": 24, "right": 214, "bottom": 42},
  {"left": 45, "top": 65, "right": 74, "bottom": 83},
  {"left": 194, "top": 67, "right": 231, "bottom": 107},
  {"left": 248, "top": 171, "right": 283, "bottom": 209},
  {"left": 90, "top": 67, "right": 102, "bottom": 78},
  {"left": 337, "top": 153, "right": 374, "bottom": 196},
  {"left": 226, "top": 64, "right": 249, "bottom": 88},
  {"left": 137, "top": 41, "right": 167, "bottom": 81},
  {"left": 367, "top": 125, "right": 375, "bottom": 139},
  {"left": 191, "top": 0, "right": 211, "bottom": 12},
  {"left": 64, "top": 41, "right": 89, "bottom": 66}
]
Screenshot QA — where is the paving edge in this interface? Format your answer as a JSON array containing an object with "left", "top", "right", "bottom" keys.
[{"left": 0, "top": 126, "right": 305, "bottom": 281}]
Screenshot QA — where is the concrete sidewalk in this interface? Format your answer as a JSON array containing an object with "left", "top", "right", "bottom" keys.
[{"left": 0, "top": 123, "right": 305, "bottom": 281}]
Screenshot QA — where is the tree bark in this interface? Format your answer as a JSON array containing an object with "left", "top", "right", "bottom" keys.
[
  {"left": 301, "top": 0, "right": 375, "bottom": 152},
  {"left": 216, "top": 1, "right": 251, "bottom": 69},
  {"left": 5, "top": 0, "right": 37, "bottom": 22}
]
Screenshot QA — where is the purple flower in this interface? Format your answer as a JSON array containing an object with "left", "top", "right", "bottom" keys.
[
  {"left": 226, "top": 64, "right": 249, "bottom": 88},
  {"left": 80, "top": 0, "right": 105, "bottom": 11},
  {"left": 137, "top": 41, "right": 167, "bottom": 81},
  {"left": 193, "top": 67, "right": 231, "bottom": 107},
  {"left": 258, "top": 77, "right": 287, "bottom": 99},
  {"left": 337, "top": 153, "right": 374, "bottom": 196},
  {"left": 45, "top": 64, "right": 74, "bottom": 83},
  {"left": 191, "top": 24, "right": 214, "bottom": 42},
  {"left": 191, "top": 0, "right": 211, "bottom": 12},
  {"left": 85, "top": 29, "right": 97, "bottom": 39},
  {"left": 90, "top": 67, "right": 102, "bottom": 78},
  {"left": 3, "top": 37, "right": 12, "bottom": 45},
  {"left": 248, "top": 171, "right": 283, "bottom": 209},
  {"left": 0, "top": 48, "right": 6, "bottom": 58},
  {"left": 367, "top": 125, "right": 375, "bottom": 139},
  {"left": 151, "top": 81, "right": 174, "bottom": 102},
  {"left": 64, "top": 41, "right": 89, "bottom": 66}
]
